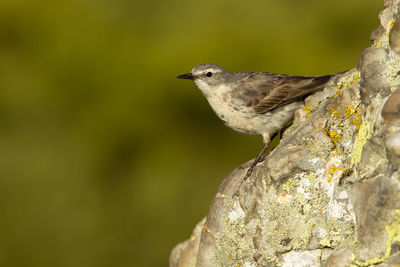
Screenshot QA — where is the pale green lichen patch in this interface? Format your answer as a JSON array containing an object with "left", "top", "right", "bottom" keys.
[
  {"left": 324, "top": 221, "right": 350, "bottom": 247},
  {"left": 215, "top": 215, "right": 253, "bottom": 266},
  {"left": 320, "top": 237, "right": 332, "bottom": 247},
  {"left": 215, "top": 169, "right": 355, "bottom": 266},
  {"left": 282, "top": 177, "right": 300, "bottom": 192},
  {"left": 306, "top": 172, "right": 317, "bottom": 186}
]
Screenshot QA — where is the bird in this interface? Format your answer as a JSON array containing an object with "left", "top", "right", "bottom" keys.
[{"left": 177, "top": 64, "right": 333, "bottom": 183}]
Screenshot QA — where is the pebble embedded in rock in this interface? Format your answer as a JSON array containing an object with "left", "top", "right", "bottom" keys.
[
  {"left": 385, "top": 132, "right": 400, "bottom": 156},
  {"left": 390, "top": 20, "right": 400, "bottom": 54},
  {"left": 382, "top": 89, "right": 400, "bottom": 125}
]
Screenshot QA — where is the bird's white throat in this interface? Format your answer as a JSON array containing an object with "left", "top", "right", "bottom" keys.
[{"left": 194, "top": 79, "right": 230, "bottom": 98}]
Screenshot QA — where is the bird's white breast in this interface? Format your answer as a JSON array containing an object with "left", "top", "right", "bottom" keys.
[{"left": 201, "top": 84, "right": 303, "bottom": 139}]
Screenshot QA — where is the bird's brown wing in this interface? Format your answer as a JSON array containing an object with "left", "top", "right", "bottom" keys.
[
  {"left": 232, "top": 73, "right": 331, "bottom": 114},
  {"left": 253, "top": 75, "right": 332, "bottom": 113}
]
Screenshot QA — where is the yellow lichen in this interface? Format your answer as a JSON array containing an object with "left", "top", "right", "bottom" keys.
[
  {"left": 330, "top": 131, "right": 342, "bottom": 145},
  {"left": 344, "top": 105, "right": 356, "bottom": 117},
  {"left": 350, "top": 120, "right": 372, "bottom": 167},
  {"left": 323, "top": 128, "right": 342, "bottom": 146},
  {"left": 330, "top": 109, "right": 342, "bottom": 119},
  {"left": 388, "top": 19, "right": 396, "bottom": 38},
  {"left": 344, "top": 105, "right": 362, "bottom": 130},
  {"left": 336, "top": 119, "right": 343, "bottom": 128},
  {"left": 203, "top": 225, "right": 215, "bottom": 238},
  {"left": 303, "top": 105, "right": 313, "bottom": 118},
  {"left": 333, "top": 85, "right": 343, "bottom": 98},
  {"left": 327, "top": 165, "right": 343, "bottom": 182}
]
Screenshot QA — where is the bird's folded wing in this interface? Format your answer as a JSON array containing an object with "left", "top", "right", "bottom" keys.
[{"left": 253, "top": 75, "right": 332, "bottom": 113}]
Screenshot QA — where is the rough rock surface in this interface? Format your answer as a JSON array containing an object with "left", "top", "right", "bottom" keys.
[{"left": 171, "top": 1, "right": 400, "bottom": 266}]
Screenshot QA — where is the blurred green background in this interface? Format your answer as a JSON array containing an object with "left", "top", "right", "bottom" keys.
[{"left": 0, "top": 0, "right": 381, "bottom": 266}]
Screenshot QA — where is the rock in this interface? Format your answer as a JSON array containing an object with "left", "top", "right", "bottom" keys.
[
  {"left": 170, "top": 218, "right": 205, "bottom": 267},
  {"left": 358, "top": 47, "right": 391, "bottom": 101},
  {"left": 371, "top": 25, "right": 386, "bottom": 43},
  {"left": 382, "top": 89, "right": 400, "bottom": 125},
  {"left": 385, "top": 132, "right": 400, "bottom": 156},
  {"left": 389, "top": 20, "right": 400, "bottom": 54},
  {"left": 326, "top": 249, "right": 353, "bottom": 267},
  {"left": 171, "top": 1, "right": 400, "bottom": 266},
  {"left": 351, "top": 177, "right": 400, "bottom": 261}
]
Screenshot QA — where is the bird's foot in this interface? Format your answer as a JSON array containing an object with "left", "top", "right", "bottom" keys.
[{"left": 234, "top": 142, "right": 269, "bottom": 197}]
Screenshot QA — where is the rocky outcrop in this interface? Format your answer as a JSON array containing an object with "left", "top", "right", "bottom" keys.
[{"left": 171, "top": 1, "right": 400, "bottom": 266}]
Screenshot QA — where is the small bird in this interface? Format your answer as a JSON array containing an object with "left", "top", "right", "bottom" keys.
[{"left": 177, "top": 64, "right": 332, "bottom": 181}]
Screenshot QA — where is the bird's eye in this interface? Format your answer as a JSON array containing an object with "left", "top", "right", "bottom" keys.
[{"left": 206, "top": 72, "right": 213, "bottom": 77}]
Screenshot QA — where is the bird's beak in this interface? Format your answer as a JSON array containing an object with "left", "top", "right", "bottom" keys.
[{"left": 177, "top": 73, "right": 194, "bottom": 80}]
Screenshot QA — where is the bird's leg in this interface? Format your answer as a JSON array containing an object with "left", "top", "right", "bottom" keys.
[
  {"left": 234, "top": 136, "right": 271, "bottom": 197},
  {"left": 234, "top": 131, "right": 285, "bottom": 197},
  {"left": 243, "top": 140, "right": 270, "bottom": 182}
]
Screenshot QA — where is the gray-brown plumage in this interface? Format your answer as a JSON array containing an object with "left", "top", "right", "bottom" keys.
[
  {"left": 177, "top": 64, "right": 333, "bottom": 181},
  {"left": 231, "top": 72, "right": 331, "bottom": 113}
]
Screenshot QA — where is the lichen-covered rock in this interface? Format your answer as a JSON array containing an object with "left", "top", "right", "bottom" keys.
[{"left": 171, "top": 1, "right": 400, "bottom": 266}]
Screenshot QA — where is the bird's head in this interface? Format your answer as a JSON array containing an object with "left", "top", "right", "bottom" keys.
[{"left": 177, "top": 64, "right": 231, "bottom": 96}]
